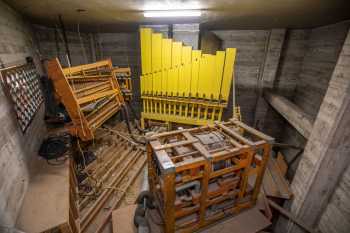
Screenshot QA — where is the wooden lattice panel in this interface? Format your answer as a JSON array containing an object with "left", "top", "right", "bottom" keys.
[{"left": 0, "top": 62, "right": 43, "bottom": 132}]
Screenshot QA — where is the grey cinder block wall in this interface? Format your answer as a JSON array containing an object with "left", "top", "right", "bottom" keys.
[{"left": 0, "top": 1, "right": 46, "bottom": 227}]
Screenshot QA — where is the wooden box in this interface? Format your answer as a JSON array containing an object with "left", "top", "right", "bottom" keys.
[{"left": 146, "top": 119, "right": 273, "bottom": 233}]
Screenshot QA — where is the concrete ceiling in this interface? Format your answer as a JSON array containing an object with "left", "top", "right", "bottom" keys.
[{"left": 6, "top": 0, "right": 350, "bottom": 32}]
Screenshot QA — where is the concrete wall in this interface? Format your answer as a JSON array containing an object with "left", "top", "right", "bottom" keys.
[
  {"left": 314, "top": 24, "right": 350, "bottom": 233},
  {"left": 318, "top": 165, "right": 350, "bottom": 233},
  {"left": 276, "top": 22, "right": 349, "bottom": 177},
  {"left": 173, "top": 24, "right": 199, "bottom": 49},
  {"left": 275, "top": 30, "right": 310, "bottom": 98},
  {"left": 293, "top": 22, "right": 350, "bottom": 120},
  {"left": 0, "top": 0, "right": 46, "bottom": 227},
  {"left": 274, "top": 22, "right": 350, "bottom": 233},
  {"left": 271, "top": 30, "right": 311, "bottom": 175},
  {"left": 95, "top": 32, "right": 142, "bottom": 115},
  {"left": 33, "top": 26, "right": 143, "bottom": 116},
  {"left": 213, "top": 30, "right": 270, "bottom": 125},
  {"left": 33, "top": 25, "right": 94, "bottom": 67}
]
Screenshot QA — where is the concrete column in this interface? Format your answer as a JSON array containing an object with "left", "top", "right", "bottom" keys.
[
  {"left": 172, "top": 24, "right": 199, "bottom": 49},
  {"left": 276, "top": 29, "right": 350, "bottom": 233},
  {"left": 253, "top": 29, "right": 286, "bottom": 129}
]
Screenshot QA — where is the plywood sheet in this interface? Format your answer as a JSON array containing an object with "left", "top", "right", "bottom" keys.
[{"left": 16, "top": 158, "right": 70, "bottom": 233}]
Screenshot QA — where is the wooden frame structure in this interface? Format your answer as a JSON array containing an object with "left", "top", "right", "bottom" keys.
[
  {"left": 146, "top": 119, "right": 273, "bottom": 233},
  {"left": 48, "top": 58, "right": 124, "bottom": 141}
]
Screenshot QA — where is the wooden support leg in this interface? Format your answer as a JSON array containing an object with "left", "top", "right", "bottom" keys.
[{"left": 163, "top": 173, "right": 175, "bottom": 233}]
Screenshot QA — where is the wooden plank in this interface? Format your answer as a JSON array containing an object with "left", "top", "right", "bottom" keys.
[
  {"left": 262, "top": 157, "right": 293, "bottom": 199},
  {"left": 77, "top": 90, "right": 116, "bottom": 105},
  {"left": 63, "top": 59, "right": 110, "bottom": 75},
  {"left": 276, "top": 152, "right": 288, "bottom": 176},
  {"left": 230, "top": 119, "right": 275, "bottom": 143},
  {"left": 149, "top": 140, "right": 175, "bottom": 173},
  {"left": 81, "top": 150, "right": 141, "bottom": 231},
  {"left": 95, "top": 157, "right": 147, "bottom": 233}
]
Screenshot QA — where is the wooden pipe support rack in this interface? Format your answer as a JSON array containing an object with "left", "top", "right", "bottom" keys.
[{"left": 146, "top": 119, "right": 274, "bottom": 233}]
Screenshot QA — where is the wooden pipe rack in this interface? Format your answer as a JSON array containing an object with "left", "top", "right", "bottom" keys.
[
  {"left": 48, "top": 59, "right": 125, "bottom": 141},
  {"left": 146, "top": 119, "right": 274, "bottom": 233}
]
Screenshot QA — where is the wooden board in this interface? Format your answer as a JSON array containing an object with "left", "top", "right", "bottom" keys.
[
  {"left": 262, "top": 157, "right": 293, "bottom": 199},
  {"left": 276, "top": 152, "right": 288, "bottom": 176},
  {"left": 16, "top": 158, "right": 70, "bottom": 233}
]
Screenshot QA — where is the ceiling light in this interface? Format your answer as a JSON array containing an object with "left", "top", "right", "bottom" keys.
[{"left": 144, "top": 10, "right": 201, "bottom": 18}]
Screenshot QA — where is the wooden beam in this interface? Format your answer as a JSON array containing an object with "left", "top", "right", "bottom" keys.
[{"left": 264, "top": 92, "right": 313, "bottom": 138}]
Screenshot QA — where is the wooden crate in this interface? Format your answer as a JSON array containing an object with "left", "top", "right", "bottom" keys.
[{"left": 146, "top": 119, "right": 273, "bottom": 233}]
